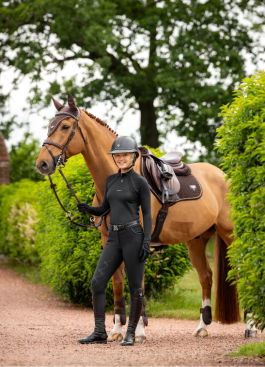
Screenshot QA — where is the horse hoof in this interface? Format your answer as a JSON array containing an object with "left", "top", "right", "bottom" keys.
[
  {"left": 135, "top": 335, "right": 147, "bottom": 344},
  {"left": 192, "top": 328, "right": 208, "bottom": 337},
  {"left": 107, "top": 332, "right": 123, "bottom": 342},
  {"left": 245, "top": 330, "right": 258, "bottom": 338}
]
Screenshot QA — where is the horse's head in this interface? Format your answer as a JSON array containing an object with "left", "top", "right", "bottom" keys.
[{"left": 36, "top": 92, "right": 87, "bottom": 175}]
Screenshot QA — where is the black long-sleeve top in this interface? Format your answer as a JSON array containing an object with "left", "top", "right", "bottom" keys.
[{"left": 87, "top": 168, "right": 152, "bottom": 244}]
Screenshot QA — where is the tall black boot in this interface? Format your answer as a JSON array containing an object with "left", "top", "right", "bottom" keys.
[
  {"left": 121, "top": 288, "right": 144, "bottom": 346},
  {"left": 78, "top": 292, "right": 108, "bottom": 344}
]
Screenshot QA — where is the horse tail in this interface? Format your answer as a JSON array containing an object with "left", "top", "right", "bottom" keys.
[{"left": 214, "top": 232, "right": 241, "bottom": 323}]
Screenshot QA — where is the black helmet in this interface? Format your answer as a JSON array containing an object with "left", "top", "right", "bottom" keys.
[{"left": 108, "top": 136, "right": 139, "bottom": 157}]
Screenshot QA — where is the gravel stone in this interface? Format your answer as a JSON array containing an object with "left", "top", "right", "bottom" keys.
[{"left": 0, "top": 266, "right": 264, "bottom": 366}]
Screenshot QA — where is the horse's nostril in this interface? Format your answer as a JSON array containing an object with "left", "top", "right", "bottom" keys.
[{"left": 41, "top": 161, "right": 48, "bottom": 170}]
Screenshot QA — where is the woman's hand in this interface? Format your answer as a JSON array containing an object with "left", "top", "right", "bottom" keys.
[
  {"left": 139, "top": 242, "right": 150, "bottom": 262},
  {"left": 76, "top": 202, "right": 90, "bottom": 213}
]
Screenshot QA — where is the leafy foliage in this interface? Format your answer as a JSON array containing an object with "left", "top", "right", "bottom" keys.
[
  {"left": 0, "top": 0, "right": 261, "bottom": 157},
  {"left": 9, "top": 133, "right": 44, "bottom": 182},
  {"left": 0, "top": 179, "right": 40, "bottom": 264},
  {"left": 216, "top": 71, "right": 265, "bottom": 331},
  {"left": 0, "top": 153, "right": 191, "bottom": 305}
]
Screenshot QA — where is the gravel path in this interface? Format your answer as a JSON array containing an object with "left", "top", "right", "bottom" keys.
[{"left": 0, "top": 266, "right": 264, "bottom": 366}]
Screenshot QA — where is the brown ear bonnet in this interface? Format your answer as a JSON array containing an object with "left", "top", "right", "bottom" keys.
[{"left": 48, "top": 92, "right": 79, "bottom": 137}]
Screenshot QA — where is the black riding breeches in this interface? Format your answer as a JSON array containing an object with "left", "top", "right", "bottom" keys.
[{"left": 91, "top": 224, "right": 145, "bottom": 295}]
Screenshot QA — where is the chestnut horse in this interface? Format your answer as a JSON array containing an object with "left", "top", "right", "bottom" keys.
[{"left": 36, "top": 93, "right": 240, "bottom": 343}]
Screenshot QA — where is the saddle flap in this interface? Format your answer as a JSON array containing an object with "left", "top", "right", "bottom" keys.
[
  {"left": 146, "top": 157, "right": 162, "bottom": 191},
  {"left": 144, "top": 156, "right": 180, "bottom": 194}
]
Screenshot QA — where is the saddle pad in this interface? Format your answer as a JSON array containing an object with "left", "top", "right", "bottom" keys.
[
  {"left": 141, "top": 156, "right": 202, "bottom": 205},
  {"left": 177, "top": 174, "right": 202, "bottom": 202}
]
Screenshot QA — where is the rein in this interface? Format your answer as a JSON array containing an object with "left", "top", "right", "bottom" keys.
[{"left": 42, "top": 109, "right": 110, "bottom": 229}]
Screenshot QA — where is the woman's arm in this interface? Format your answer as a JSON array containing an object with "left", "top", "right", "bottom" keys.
[
  {"left": 139, "top": 180, "right": 152, "bottom": 244},
  {"left": 77, "top": 178, "right": 110, "bottom": 216}
]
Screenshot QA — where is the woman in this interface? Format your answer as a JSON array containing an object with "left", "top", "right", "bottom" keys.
[{"left": 76, "top": 136, "right": 152, "bottom": 346}]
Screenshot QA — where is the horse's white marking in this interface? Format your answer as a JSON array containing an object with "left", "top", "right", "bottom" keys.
[
  {"left": 108, "top": 314, "right": 146, "bottom": 342},
  {"left": 192, "top": 298, "right": 211, "bottom": 337},
  {"left": 245, "top": 312, "right": 257, "bottom": 331},
  {"left": 111, "top": 314, "right": 123, "bottom": 334},
  {"left": 135, "top": 316, "right": 146, "bottom": 338},
  {"left": 107, "top": 314, "right": 123, "bottom": 341}
]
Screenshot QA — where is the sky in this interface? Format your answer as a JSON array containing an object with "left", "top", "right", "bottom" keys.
[
  {"left": 2, "top": 61, "right": 191, "bottom": 155},
  {"left": 1, "top": 17, "right": 265, "bottom": 158}
]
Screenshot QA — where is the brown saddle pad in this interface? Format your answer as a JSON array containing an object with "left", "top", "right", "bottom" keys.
[{"left": 139, "top": 147, "right": 203, "bottom": 205}]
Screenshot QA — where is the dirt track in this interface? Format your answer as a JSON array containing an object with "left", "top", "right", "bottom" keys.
[{"left": 0, "top": 266, "right": 264, "bottom": 366}]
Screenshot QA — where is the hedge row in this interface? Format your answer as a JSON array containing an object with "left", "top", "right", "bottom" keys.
[
  {"left": 216, "top": 71, "right": 265, "bottom": 331},
  {"left": 0, "top": 152, "right": 191, "bottom": 307}
]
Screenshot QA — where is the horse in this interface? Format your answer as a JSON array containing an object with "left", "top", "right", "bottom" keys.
[{"left": 36, "top": 92, "right": 241, "bottom": 343}]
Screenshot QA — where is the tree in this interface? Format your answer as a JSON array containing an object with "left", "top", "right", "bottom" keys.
[
  {"left": 0, "top": 0, "right": 261, "bottom": 159},
  {"left": 9, "top": 133, "right": 44, "bottom": 182}
]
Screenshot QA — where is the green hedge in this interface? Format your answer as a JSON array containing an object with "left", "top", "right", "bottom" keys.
[
  {"left": 216, "top": 71, "right": 265, "bottom": 331},
  {"left": 0, "top": 180, "right": 40, "bottom": 264},
  {"left": 0, "top": 151, "right": 191, "bottom": 307}
]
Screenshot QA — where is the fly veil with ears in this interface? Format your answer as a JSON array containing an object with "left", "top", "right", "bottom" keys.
[
  {"left": 43, "top": 92, "right": 86, "bottom": 168},
  {"left": 42, "top": 93, "right": 110, "bottom": 229}
]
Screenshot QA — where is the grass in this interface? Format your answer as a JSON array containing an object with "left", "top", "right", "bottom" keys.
[
  {"left": 0, "top": 257, "right": 44, "bottom": 285},
  {"left": 227, "top": 341, "right": 265, "bottom": 358},
  {"left": 145, "top": 237, "right": 215, "bottom": 319}
]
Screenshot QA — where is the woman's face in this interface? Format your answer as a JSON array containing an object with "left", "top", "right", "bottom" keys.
[{"left": 113, "top": 153, "right": 134, "bottom": 170}]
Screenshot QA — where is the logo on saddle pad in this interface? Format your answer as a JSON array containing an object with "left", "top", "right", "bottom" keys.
[
  {"left": 189, "top": 185, "right": 197, "bottom": 191},
  {"left": 117, "top": 144, "right": 120, "bottom": 147}
]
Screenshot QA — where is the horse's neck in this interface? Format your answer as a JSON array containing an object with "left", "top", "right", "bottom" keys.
[
  {"left": 80, "top": 112, "right": 118, "bottom": 201},
  {"left": 79, "top": 111, "right": 142, "bottom": 201}
]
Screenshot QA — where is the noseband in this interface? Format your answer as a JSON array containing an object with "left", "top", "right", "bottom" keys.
[{"left": 42, "top": 109, "right": 110, "bottom": 229}]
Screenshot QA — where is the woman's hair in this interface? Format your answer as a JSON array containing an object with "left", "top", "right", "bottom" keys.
[{"left": 114, "top": 152, "right": 134, "bottom": 159}]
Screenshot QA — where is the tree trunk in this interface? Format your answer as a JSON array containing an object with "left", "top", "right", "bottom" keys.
[
  {"left": 0, "top": 132, "right": 10, "bottom": 185},
  {"left": 139, "top": 100, "right": 159, "bottom": 148}
]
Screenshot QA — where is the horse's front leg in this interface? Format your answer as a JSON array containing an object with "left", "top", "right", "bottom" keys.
[
  {"left": 107, "top": 262, "right": 126, "bottom": 342},
  {"left": 135, "top": 276, "right": 148, "bottom": 343}
]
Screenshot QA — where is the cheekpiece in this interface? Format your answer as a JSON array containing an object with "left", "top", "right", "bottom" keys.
[{"left": 47, "top": 106, "right": 80, "bottom": 137}]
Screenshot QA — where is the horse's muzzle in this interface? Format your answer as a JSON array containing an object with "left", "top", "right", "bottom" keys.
[{"left": 36, "top": 158, "right": 56, "bottom": 176}]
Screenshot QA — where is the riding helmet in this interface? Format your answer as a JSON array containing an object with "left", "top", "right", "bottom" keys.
[{"left": 108, "top": 136, "right": 139, "bottom": 158}]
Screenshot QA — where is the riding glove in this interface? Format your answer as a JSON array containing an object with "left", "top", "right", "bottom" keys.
[
  {"left": 76, "top": 202, "right": 90, "bottom": 213},
  {"left": 139, "top": 242, "right": 150, "bottom": 262}
]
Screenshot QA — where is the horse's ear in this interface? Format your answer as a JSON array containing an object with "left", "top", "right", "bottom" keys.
[
  {"left": 67, "top": 92, "right": 78, "bottom": 111},
  {"left": 51, "top": 96, "right": 64, "bottom": 111}
]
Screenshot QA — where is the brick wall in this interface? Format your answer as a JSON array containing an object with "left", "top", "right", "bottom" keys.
[{"left": 0, "top": 132, "right": 10, "bottom": 185}]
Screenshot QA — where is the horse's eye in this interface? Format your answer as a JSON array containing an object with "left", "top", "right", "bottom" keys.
[{"left": 62, "top": 125, "right": 70, "bottom": 130}]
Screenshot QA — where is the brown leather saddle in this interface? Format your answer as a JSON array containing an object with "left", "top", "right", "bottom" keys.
[{"left": 139, "top": 147, "right": 202, "bottom": 246}]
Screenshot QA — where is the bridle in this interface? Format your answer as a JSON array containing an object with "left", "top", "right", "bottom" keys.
[
  {"left": 42, "top": 109, "right": 110, "bottom": 229},
  {"left": 43, "top": 109, "right": 85, "bottom": 167}
]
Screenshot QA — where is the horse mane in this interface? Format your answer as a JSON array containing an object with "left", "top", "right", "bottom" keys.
[{"left": 83, "top": 109, "right": 118, "bottom": 137}]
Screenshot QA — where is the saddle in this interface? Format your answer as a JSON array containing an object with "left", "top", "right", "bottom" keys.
[
  {"left": 140, "top": 147, "right": 191, "bottom": 204},
  {"left": 139, "top": 147, "right": 202, "bottom": 246}
]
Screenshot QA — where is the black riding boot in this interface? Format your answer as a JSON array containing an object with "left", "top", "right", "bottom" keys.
[
  {"left": 78, "top": 292, "right": 108, "bottom": 344},
  {"left": 121, "top": 288, "right": 144, "bottom": 346}
]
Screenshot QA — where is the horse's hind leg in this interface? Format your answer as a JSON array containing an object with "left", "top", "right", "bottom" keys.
[
  {"left": 107, "top": 263, "right": 126, "bottom": 342},
  {"left": 185, "top": 226, "right": 215, "bottom": 337}
]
